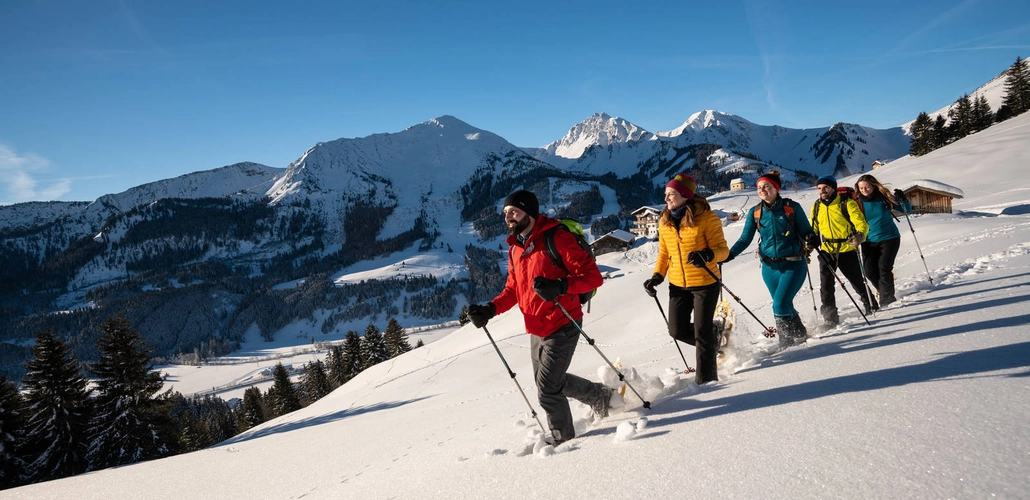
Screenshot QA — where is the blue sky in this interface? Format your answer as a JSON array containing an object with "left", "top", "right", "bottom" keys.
[{"left": 1, "top": 0, "right": 1028, "bottom": 204}]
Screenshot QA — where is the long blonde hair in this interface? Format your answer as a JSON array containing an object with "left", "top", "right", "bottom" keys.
[{"left": 855, "top": 174, "right": 897, "bottom": 205}]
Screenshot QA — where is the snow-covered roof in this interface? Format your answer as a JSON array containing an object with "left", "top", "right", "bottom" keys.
[
  {"left": 903, "top": 179, "right": 964, "bottom": 198},
  {"left": 730, "top": 178, "right": 744, "bottom": 184},
  {"left": 631, "top": 205, "right": 664, "bottom": 215},
  {"left": 596, "top": 229, "right": 635, "bottom": 243}
]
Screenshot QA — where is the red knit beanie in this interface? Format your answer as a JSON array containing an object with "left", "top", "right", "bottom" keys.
[
  {"left": 757, "top": 171, "right": 781, "bottom": 191},
  {"left": 666, "top": 173, "right": 696, "bottom": 199}
]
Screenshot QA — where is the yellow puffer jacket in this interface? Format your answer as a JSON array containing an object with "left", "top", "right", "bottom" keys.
[
  {"left": 653, "top": 198, "right": 729, "bottom": 288},
  {"left": 810, "top": 194, "right": 869, "bottom": 254}
]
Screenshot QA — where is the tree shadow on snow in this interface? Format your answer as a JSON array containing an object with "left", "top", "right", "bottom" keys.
[
  {"left": 219, "top": 396, "right": 432, "bottom": 444},
  {"left": 650, "top": 341, "right": 1030, "bottom": 427}
]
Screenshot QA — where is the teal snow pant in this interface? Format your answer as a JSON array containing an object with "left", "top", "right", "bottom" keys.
[{"left": 761, "top": 258, "right": 808, "bottom": 319}]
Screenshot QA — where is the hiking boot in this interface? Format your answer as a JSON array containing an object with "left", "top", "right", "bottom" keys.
[{"left": 591, "top": 386, "right": 613, "bottom": 419}]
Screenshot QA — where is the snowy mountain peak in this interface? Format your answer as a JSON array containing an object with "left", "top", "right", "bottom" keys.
[
  {"left": 672, "top": 110, "right": 747, "bottom": 135},
  {"left": 543, "top": 112, "right": 654, "bottom": 159}
]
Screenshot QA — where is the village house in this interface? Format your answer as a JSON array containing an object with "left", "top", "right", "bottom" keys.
[
  {"left": 730, "top": 178, "right": 746, "bottom": 191},
  {"left": 901, "top": 179, "right": 964, "bottom": 214},
  {"left": 630, "top": 206, "right": 663, "bottom": 239},
  {"left": 590, "top": 229, "right": 636, "bottom": 256}
]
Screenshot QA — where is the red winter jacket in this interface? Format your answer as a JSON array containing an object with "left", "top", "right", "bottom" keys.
[{"left": 491, "top": 215, "right": 603, "bottom": 337}]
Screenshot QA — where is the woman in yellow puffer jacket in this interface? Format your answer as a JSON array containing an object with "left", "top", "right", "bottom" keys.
[{"left": 642, "top": 173, "right": 729, "bottom": 384}]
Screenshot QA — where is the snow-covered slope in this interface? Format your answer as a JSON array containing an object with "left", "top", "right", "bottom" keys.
[
  {"left": 11, "top": 113, "right": 1029, "bottom": 500},
  {"left": 0, "top": 162, "right": 282, "bottom": 233},
  {"left": 266, "top": 115, "right": 554, "bottom": 242}
]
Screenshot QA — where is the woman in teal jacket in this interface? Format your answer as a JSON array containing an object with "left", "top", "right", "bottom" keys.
[
  {"left": 855, "top": 174, "right": 912, "bottom": 307},
  {"left": 726, "top": 171, "right": 816, "bottom": 348}
]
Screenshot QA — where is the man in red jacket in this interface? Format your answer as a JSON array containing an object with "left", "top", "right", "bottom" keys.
[{"left": 468, "top": 190, "right": 612, "bottom": 446}]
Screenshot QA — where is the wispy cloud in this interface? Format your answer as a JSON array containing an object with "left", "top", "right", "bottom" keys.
[
  {"left": 743, "top": 0, "right": 791, "bottom": 120},
  {"left": 891, "top": 0, "right": 982, "bottom": 54},
  {"left": 0, "top": 144, "right": 71, "bottom": 204}
]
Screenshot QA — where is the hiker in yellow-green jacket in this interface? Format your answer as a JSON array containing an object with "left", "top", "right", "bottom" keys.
[{"left": 809, "top": 175, "right": 876, "bottom": 330}]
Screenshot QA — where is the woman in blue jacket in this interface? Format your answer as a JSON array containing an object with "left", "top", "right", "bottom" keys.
[
  {"left": 726, "top": 171, "right": 817, "bottom": 349},
  {"left": 854, "top": 174, "right": 912, "bottom": 308}
]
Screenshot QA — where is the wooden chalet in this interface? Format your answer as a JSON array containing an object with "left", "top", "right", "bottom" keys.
[
  {"left": 590, "top": 229, "right": 636, "bottom": 256},
  {"left": 901, "top": 180, "right": 964, "bottom": 214}
]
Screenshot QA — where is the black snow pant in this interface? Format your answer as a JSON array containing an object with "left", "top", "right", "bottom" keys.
[
  {"left": 861, "top": 237, "right": 901, "bottom": 307},
  {"left": 818, "top": 250, "right": 875, "bottom": 325},
  {"left": 530, "top": 321, "right": 607, "bottom": 444},
  {"left": 667, "top": 282, "right": 721, "bottom": 385}
]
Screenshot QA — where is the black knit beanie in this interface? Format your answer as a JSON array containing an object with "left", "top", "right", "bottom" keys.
[{"left": 503, "top": 190, "right": 539, "bottom": 219}]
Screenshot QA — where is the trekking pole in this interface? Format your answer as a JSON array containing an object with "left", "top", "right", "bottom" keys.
[
  {"left": 803, "top": 254, "right": 818, "bottom": 314},
  {"left": 903, "top": 213, "right": 934, "bottom": 285},
  {"left": 821, "top": 233, "right": 872, "bottom": 326},
  {"left": 698, "top": 264, "right": 776, "bottom": 338},
  {"left": 652, "top": 296, "right": 695, "bottom": 374},
  {"left": 481, "top": 326, "right": 547, "bottom": 433},
  {"left": 829, "top": 268, "right": 872, "bottom": 325},
  {"left": 552, "top": 301, "right": 651, "bottom": 409},
  {"left": 853, "top": 242, "right": 878, "bottom": 317}
]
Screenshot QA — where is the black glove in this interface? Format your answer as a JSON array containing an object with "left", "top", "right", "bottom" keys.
[
  {"left": 848, "top": 232, "right": 865, "bottom": 246},
  {"left": 687, "top": 248, "right": 715, "bottom": 268},
  {"left": 805, "top": 233, "right": 821, "bottom": 252},
  {"left": 532, "top": 277, "right": 567, "bottom": 302},
  {"left": 643, "top": 273, "right": 663, "bottom": 297},
  {"left": 722, "top": 253, "right": 735, "bottom": 264},
  {"left": 467, "top": 303, "right": 496, "bottom": 329},
  {"left": 893, "top": 188, "right": 907, "bottom": 202}
]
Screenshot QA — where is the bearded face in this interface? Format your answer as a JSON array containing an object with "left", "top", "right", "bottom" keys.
[
  {"left": 504, "top": 206, "right": 532, "bottom": 235},
  {"left": 818, "top": 184, "right": 836, "bottom": 202}
]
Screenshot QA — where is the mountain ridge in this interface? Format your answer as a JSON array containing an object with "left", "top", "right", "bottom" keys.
[{"left": 0, "top": 106, "right": 918, "bottom": 378}]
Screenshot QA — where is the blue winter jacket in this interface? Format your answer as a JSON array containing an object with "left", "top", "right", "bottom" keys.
[
  {"left": 729, "top": 197, "right": 815, "bottom": 261},
  {"left": 860, "top": 191, "right": 912, "bottom": 243}
]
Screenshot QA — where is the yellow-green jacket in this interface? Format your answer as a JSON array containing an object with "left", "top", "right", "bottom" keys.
[
  {"left": 653, "top": 198, "right": 729, "bottom": 288},
  {"left": 810, "top": 194, "right": 869, "bottom": 254}
]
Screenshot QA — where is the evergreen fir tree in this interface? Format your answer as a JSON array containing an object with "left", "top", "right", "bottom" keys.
[
  {"left": 197, "top": 394, "right": 237, "bottom": 445},
  {"left": 972, "top": 94, "right": 994, "bottom": 132},
  {"left": 0, "top": 374, "right": 27, "bottom": 489},
  {"left": 383, "top": 318, "right": 412, "bottom": 358},
  {"left": 21, "top": 328, "right": 92, "bottom": 483},
  {"left": 177, "top": 411, "right": 213, "bottom": 453},
  {"left": 1000, "top": 56, "right": 1030, "bottom": 118},
  {"left": 947, "top": 94, "right": 974, "bottom": 140},
  {"left": 237, "top": 387, "right": 266, "bottom": 430},
  {"left": 341, "top": 331, "right": 364, "bottom": 382},
  {"left": 360, "top": 324, "right": 390, "bottom": 370},
  {"left": 325, "top": 344, "right": 347, "bottom": 388},
  {"left": 415, "top": 338, "right": 425, "bottom": 348},
  {"left": 932, "top": 114, "right": 948, "bottom": 149},
  {"left": 266, "top": 363, "right": 301, "bottom": 418},
  {"left": 908, "top": 112, "right": 933, "bottom": 156},
  {"left": 87, "top": 315, "right": 170, "bottom": 471},
  {"left": 299, "top": 360, "right": 332, "bottom": 405}
]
